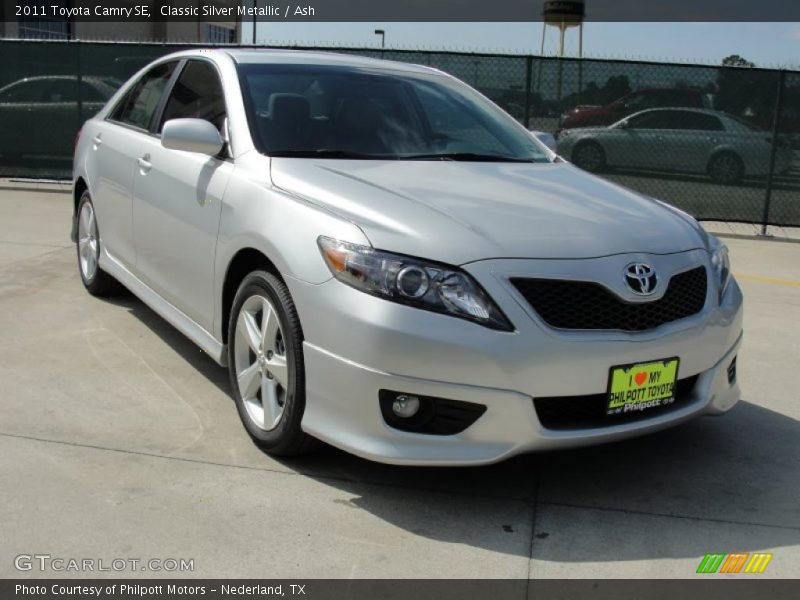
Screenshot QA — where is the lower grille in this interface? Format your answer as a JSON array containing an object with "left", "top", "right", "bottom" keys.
[
  {"left": 511, "top": 266, "right": 708, "bottom": 332},
  {"left": 378, "top": 390, "right": 486, "bottom": 435},
  {"left": 534, "top": 375, "right": 699, "bottom": 430},
  {"left": 727, "top": 357, "right": 737, "bottom": 384}
]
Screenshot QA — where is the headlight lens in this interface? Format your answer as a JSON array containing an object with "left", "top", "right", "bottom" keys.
[
  {"left": 710, "top": 238, "right": 731, "bottom": 301},
  {"left": 317, "top": 236, "right": 513, "bottom": 331}
]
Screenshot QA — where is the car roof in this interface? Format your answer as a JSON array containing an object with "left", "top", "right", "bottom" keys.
[
  {"left": 163, "top": 47, "right": 441, "bottom": 76},
  {"left": 631, "top": 107, "right": 727, "bottom": 118}
]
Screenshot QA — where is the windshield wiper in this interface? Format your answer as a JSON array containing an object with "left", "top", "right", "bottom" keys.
[
  {"left": 268, "top": 149, "right": 387, "bottom": 160},
  {"left": 401, "top": 152, "right": 538, "bottom": 163}
]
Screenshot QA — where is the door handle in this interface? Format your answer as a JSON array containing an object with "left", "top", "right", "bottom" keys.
[
  {"left": 137, "top": 154, "right": 152, "bottom": 172},
  {"left": 92, "top": 134, "right": 102, "bottom": 149}
]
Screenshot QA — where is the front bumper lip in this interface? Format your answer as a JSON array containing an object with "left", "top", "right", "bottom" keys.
[{"left": 300, "top": 331, "right": 742, "bottom": 466}]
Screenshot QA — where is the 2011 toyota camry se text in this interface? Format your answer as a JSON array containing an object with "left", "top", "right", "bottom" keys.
[{"left": 71, "top": 49, "right": 743, "bottom": 465}]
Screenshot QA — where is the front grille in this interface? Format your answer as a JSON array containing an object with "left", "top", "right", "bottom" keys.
[
  {"left": 534, "top": 375, "right": 699, "bottom": 430},
  {"left": 511, "top": 266, "right": 707, "bottom": 332}
]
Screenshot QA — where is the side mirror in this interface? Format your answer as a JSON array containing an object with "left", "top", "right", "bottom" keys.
[
  {"left": 161, "top": 118, "right": 224, "bottom": 156},
  {"left": 617, "top": 120, "right": 629, "bottom": 130}
]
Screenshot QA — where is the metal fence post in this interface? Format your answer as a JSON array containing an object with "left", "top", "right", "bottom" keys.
[
  {"left": 76, "top": 41, "right": 83, "bottom": 131},
  {"left": 524, "top": 56, "right": 533, "bottom": 128},
  {"left": 760, "top": 70, "right": 787, "bottom": 235}
]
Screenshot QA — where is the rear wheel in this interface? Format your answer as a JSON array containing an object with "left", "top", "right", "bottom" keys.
[
  {"left": 76, "top": 192, "right": 120, "bottom": 296},
  {"left": 227, "top": 270, "right": 315, "bottom": 456},
  {"left": 572, "top": 141, "right": 606, "bottom": 173},
  {"left": 708, "top": 152, "right": 744, "bottom": 184}
]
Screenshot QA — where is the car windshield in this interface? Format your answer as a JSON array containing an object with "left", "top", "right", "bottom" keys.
[{"left": 237, "top": 63, "right": 551, "bottom": 162}]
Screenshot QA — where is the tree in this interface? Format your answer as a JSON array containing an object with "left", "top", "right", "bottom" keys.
[
  {"left": 716, "top": 55, "right": 774, "bottom": 125},
  {"left": 721, "top": 55, "right": 755, "bottom": 68}
]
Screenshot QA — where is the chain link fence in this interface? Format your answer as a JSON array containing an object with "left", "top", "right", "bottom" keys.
[{"left": 1, "top": 40, "right": 798, "bottom": 227}]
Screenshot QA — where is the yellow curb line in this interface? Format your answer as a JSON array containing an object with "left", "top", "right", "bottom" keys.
[{"left": 735, "top": 274, "right": 800, "bottom": 287}]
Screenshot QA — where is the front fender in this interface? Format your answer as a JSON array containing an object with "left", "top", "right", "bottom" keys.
[{"left": 212, "top": 165, "right": 369, "bottom": 341}]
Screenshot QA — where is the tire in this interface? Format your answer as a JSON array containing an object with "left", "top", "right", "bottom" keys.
[
  {"left": 572, "top": 141, "right": 606, "bottom": 173},
  {"left": 227, "top": 270, "right": 315, "bottom": 456},
  {"left": 76, "top": 192, "right": 121, "bottom": 297},
  {"left": 707, "top": 152, "right": 744, "bottom": 184}
]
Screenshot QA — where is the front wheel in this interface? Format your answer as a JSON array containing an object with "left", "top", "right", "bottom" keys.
[{"left": 227, "top": 270, "right": 315, "bottom": 456}]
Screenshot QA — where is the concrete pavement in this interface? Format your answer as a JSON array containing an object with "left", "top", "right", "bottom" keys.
[{"left": 0, "top": 190, "right": 798, "bottom": 580}]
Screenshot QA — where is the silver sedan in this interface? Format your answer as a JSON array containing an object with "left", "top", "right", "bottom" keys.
[
  {"left": 557, "top": 107, "right": 792, "bottom": 184},
  {"left": 72, "top": 50, "right": 743, "bottom": 465}
]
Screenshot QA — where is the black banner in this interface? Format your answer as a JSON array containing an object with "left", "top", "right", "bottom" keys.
[
  {"left": 2, "top": 0, "right": 800, "bottom": 23},
  {"left": 3, "top": 580, "right": 800, "bottom": 600}
]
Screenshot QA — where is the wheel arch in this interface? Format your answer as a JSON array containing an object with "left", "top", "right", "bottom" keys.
[
  {"left": 71, "top": 177, "right": 89, "bottom": 242},
  {"left": 707, "top": 147, "right": 743, "bottom": 169},
  {"left": 221, "top": 247, "right": 283, "bottom": 343}
]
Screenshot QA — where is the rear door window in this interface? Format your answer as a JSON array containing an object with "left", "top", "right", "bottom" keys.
[
  {"left": 678, "top": 112, "right": 724, "bottom": 131},
  {"left": 628, "top": 111, "right": 679, "bottom": 129},
  {"left": 0, "top": 79, "right": 52, "bottom": 103}
]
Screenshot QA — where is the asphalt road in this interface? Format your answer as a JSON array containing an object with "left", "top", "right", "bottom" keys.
[{"left": 0, "top": 189, "right": 798, "bottom": 579}]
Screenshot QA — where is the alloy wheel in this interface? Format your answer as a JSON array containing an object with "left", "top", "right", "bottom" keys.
[
  {"left": 710, "top": 154, "right": 741, "bottom": 183},
  {"left": 233, "top": 294, "right": 290, "bottom": 431},
  {"left": 77, "top": 201, "right": 99, "bottom": 281}
]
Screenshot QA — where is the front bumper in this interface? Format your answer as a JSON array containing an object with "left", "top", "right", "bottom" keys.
[{"left": 287, "top": 250, "right": 743, "bottom": 466}]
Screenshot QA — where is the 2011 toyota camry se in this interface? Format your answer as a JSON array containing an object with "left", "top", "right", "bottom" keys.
[{"left": 71, "top": 49, "right": 743, "bottom": 465}]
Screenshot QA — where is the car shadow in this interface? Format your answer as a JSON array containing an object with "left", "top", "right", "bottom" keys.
[
  {"left": 271, "top": 400, "right": 800, "bottom": 562},
  {"left": 103, "top": 292, "right": 231, "bottom": 396},
  {"left": 108, "top": 292, "right": 799, "bottom": 562}
]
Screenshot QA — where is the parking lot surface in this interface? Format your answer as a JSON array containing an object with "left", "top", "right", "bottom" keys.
[{"left": 0, "top": 189, "right": 798, "bottom": 579}]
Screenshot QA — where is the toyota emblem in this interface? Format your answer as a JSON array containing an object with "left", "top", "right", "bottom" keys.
[{"left": 624, "top": 262, "right": 658, "bottom": 295}]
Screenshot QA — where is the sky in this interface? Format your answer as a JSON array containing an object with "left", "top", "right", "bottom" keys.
[{"left": 254, "top": 22, "right": 800, "bottom": 69}]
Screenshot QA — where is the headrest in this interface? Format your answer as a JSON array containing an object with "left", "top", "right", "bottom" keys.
[{"left": 268, "top": 93, "right": 310, "bottom": 122}]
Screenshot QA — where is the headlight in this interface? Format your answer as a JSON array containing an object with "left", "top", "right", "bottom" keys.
[
  {"left": 709, "top": 237, "right": 731, "bottom": 301},
  {"left": 317, "top": 236, "right": 513, "bottom": 331}
]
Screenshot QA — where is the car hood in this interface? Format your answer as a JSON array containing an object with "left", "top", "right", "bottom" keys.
[
  {"left": 559, "top": 126, "right": 610, "bottom": 140},
  {"left": 270, "top": 158, "right": 705, "bottom": 265}
]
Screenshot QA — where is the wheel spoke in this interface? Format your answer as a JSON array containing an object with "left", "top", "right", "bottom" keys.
[
  {"left": 261, "top": 378, "right": 281, "bottom": 429},
  {"left": 267, "top": 354, "right": 288, "bottom": 388},
  {"left": 237, "top": 361, "right": 261, "bottom": 400},
  {"left": 261, "top": 300, "right": 279, "bottom": 352},
  {"left": 237, "top": 310, "right": 262, "bottom": 354},
  {"left": 80, "top": 206, "right": 91, "bottom": 233},
  {"left": 87, "top": 207, "right": 96, "bottom": 234},
  {"left": 78, "top": 238, "right": 90, "bottom": 259},
  {"left": 85, "top": 252, "right": 96, "bottom": 277}
]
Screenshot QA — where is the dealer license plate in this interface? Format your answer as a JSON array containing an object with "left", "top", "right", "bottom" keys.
[{"left": 606, "top": 358, "right": 680, "bottom": 416}]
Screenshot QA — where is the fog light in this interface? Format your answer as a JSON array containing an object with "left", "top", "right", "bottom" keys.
[{"left": 391, "top": 394, "right": 420, "bottom": 418}]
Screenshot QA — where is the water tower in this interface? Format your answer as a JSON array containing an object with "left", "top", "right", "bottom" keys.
[{"left": 540, "top": 1, "right": 585, "bottom": 57}]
